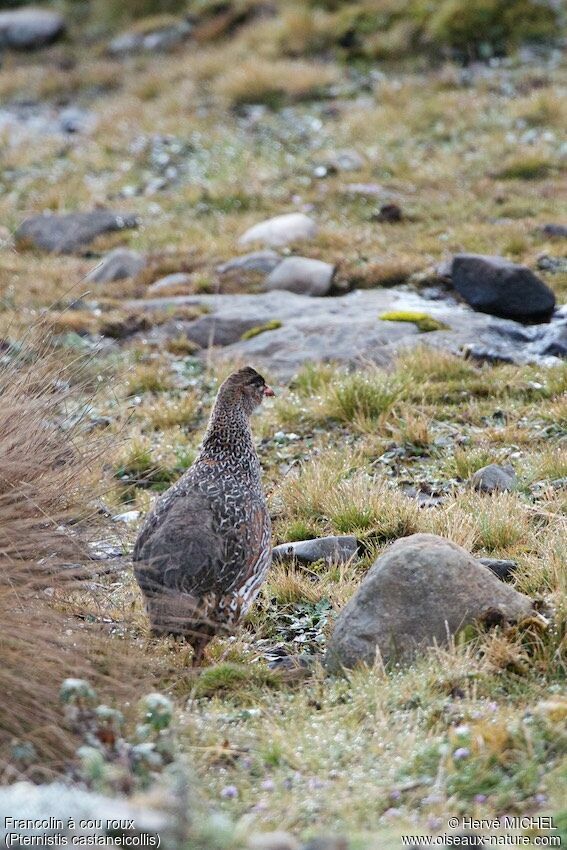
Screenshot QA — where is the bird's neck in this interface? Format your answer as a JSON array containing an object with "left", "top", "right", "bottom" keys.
[{"left": 198, "top": 400, "right": 258, "bottom": 475}]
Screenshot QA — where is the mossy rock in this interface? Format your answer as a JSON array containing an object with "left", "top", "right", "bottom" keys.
[{"left": 379, "top": 311, "right": 449, "bottom": 333}]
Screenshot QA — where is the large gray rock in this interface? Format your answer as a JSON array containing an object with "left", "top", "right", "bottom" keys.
[
  {"left": 272, "top": 536, "right": 358, "bottom": 565},
  {"left": 16, "top": 211, "right": 138, "bottom": 254},
  {"left": 450, "top": 254, "right": 555, "bottom": 324},
  {"left": 183, "top": 314, "right": 263, "bottom": 348},
  {"left": 216, "top": 250, "right": 282, "bottom": 276},
  {"left": 325, "top": 534, "right": 533, "bottom": 672},
  {"left": 265, "top": 257, "right": 335, "bottom": 297},
  {"left": 0, "top": 8, "right": 65, "bottom": 50},
  {"left": 86, "top": 248, "right": 145, "bottom": 282},
  {"left": 469, "top": 463, "right": 516, "bottom": 493},
  {"left": 109, "top": 19, "right": 192, "bottom": 55},
  {"left": 239, "top": 213, "right": 317, "bottom": 248},
  {"left": 126, "top": 287, "right": 565, "bottom": 379}
]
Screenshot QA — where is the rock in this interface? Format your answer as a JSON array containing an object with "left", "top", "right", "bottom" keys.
[
  {"left": 216, "top": 250, "right": 282, "bottom": 276},
  {"left": 272, "top": 536, "right": 358, "bottom": 565},
  {"left": 127, "top": 286, "right": 564, "bottom": 381},
  {"left": 541, "top": 224, "right": 567, "bottom": 238},
  {"left": 109, "top": 18, "right": 192, "bottom": 55},
  {"left": 239, "top": 213, "right": 317, "bottom": 248},
  {"left": 147, "top": 273, "right": 193, "bottom": 295},
  {"left": 86, "top": 248, "right": 146, "bottom": 282},
  {"left": 0, "top": 8, "right": 65, "bottom": 50},
  {"left": 265, "top": 257, "right": 335, "bottom": 297},
  {"left": 450, "top": 254, "right": 556, "bottom": 324},
  {"left": 327, "top": 149, "right": 366, "bottom": 172},
  {"left": 478, "top": 558, "right": 518, "bottom": 581},
  {"left": 248, "top": 832, "right": 300, "bottom": 850},
  {"left": 373, "top": 203, "right": 403, "bottom": 223},
  {"left": 325, "top": 534, "right": 533, "bottom": 672},
  {"left": 16, "top": 211, "right": 138, "bottom": 254},
  {"left": 469, "top": 463, "right": 516, "bottom": 493},
  {"left": 183, "top": 314, "right": 264, "bottom": 348},
  {"left": 535, "top": 322, "right": 567, "bottom": 357},
  {"left": 0, "top": 782, "right": 169, "bottom": 846},
  {"left": 344, "top": 183, "right": 385, "bottom": 197}
]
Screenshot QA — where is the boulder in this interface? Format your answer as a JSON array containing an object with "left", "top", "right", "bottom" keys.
[
  {"left": 239, "top": 213, "right": 317, "bottom": 248},
  {"left": 0, "top": 8, "right": 65, "bottom": 50},
  {"left": 86, "top": 248, "right": 145, "bottom": 282},
  {"left": 272, "top": 536, "right": 358, "bottom": 565},
  {"left": 16, "top": 211, "right": 138, "bottom": 254},
  {"left": 325, "top": 534, "right": 533, "bottom": 672},
  {"left": 183, "top": 314, "right": 263, "bottom": 348},
  {"left": 265, "top": 257, "right": 335, "bottom": 297},
  {"left": 469, "top": 463, "right": 516, "bottom": 493},
  {"left": 109, "top": 19, "right": 192, "bottom": 55},
  {"left": 450, "top": 254, "right": 555, "bottom": 324},
  {"left": 216, "top": 250, "right": 282, "bottom": 276}
]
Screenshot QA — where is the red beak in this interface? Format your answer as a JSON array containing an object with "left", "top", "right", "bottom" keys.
[{"left": 263, "top": 385, "right": 275, "bottom": 397}]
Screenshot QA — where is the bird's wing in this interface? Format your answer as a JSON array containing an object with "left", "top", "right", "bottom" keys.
[{"left": 133, "top": 486, "right": 226, "bottom": 598}]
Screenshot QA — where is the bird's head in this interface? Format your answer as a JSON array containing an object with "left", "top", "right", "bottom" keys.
[{"left": 219, "top": 366, "right": 274, "bottom": 415}]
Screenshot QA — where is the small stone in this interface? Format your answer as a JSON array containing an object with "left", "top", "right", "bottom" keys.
[
  {"left": 541, "top": 224, "right": 567, "bottom": 238},
  {"left": 327, "top": 149, "right": 366, "bottom": 172},
  {"left": 247, "top": 832, "right": 300, "bottom": 850},
  {"left": 86, "top": 248, "right": 146, "bottom": 283},
  {"left": 469, "top": 463, "right": 516, "bottom": 493},
  {"left": 146, "top": 273, "right": 193, "bottom": 295},
  {"left": 239, "top": 213, "right": 317, "bottom": 248},
  {"left": 216, "top": 251, "right": 282, "bottom": 276},
  {"left": 0, "top": 8, "right": 65, "bottom": 50},
  {"left": 113, "top": 510, "right": 140, "bottom": 523},
  {"left": 272, "top": 536, "right": 358, "bottom": 565},
  {"left": 16, "top": 210, "right": 138, "bottom": 255},
  {"left": 109, "top": 19, "right": 192, "bottom": 55},
  {"left": 373, "top": 203, "right": 403, "bottom": 223},
  {"left": 478, "top": 558, "right": 518, "bottom": 581},
  {"left": 265, "top": 257, "right": 335, "bottom": 297}
]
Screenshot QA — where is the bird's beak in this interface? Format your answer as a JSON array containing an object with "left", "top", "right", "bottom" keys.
[{"left": 263, "top": 385, "right": 275, "bottom": 397}]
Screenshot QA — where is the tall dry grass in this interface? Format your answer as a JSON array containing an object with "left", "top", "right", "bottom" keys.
[{"left": 0, "top": 339, "right": 142, "bottom": 780}]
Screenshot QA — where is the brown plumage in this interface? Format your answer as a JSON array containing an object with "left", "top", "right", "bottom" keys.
[{"left": 133, "top": 367, "right": 274, "bottom": 665}]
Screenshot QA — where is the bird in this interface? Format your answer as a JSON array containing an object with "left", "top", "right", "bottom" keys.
[{"left": 133, "top": 366, "right": 274, "bottom": 665}]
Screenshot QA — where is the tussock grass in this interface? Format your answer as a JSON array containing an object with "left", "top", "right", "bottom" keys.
[{"left": 0, "top": 339, "right": 147, "bottom": 776}]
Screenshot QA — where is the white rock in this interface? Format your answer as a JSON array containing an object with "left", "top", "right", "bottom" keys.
[
  {"left": 265, "top": 256, "right": 335, "bottom": 297},
  {"left": 239, "top": 213, "right": 317, "bottom": 248}
]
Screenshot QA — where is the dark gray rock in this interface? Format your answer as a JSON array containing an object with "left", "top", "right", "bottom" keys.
[
  {"left": 16, "top": 211, "right": 138, "bottom": 254},
  {"left": 469, "top": 463, "right": 516, "bottom": 493},
  {"left": 0, "top": 8, "right": 65, "bottom": 50},
  {"left": 451, "top": 254, "right": 555, "bottom": 324},
  {"left": 109, "top": 19, "right": 192, "bottom": 55},
  {"left": 541, "top": 224, "right": 567, "bottom": 238},
  {"left": 325, "top": 534, "right": 533, "bottom": 672},
  {"left": 272, "top": 536, "right": 358, "bottom": 565},
  {"left": 239, "top": 213, "right": 317, "bottom": 248},
  {"left": 265, "top": 257, "right": 335, "bottom": 297},
  {"left": 478, "top": 558, "right": 518, "bottom": 581},
  {"left": 86, "top": 248, "right": 145, "bottom": 282},
  {"left": 183, "top": 314, "right": 262, "bottom": 348},
  {"left": 216, "top": 250, "right": 281, "bottom": 276}
]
